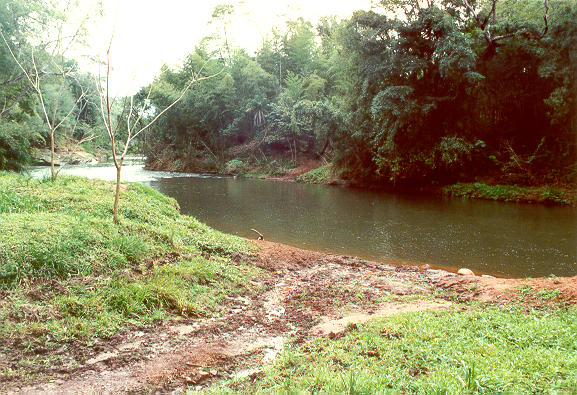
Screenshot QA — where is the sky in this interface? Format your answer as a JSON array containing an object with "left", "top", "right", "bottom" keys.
[{"left": 78, "top": 0, "right": 372, "bottom": 94}]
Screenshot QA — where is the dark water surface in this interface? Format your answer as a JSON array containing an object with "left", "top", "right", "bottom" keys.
[{"left": 31, "top": 164, "right": 577, "bottom": 277}]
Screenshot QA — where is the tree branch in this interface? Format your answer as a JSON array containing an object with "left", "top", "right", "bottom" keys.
[
  {"left": 129, "top": 68, "right": 224, "bottom": 142},
  {"left": 0, "top": 85, "right": 32, "bottom": 120}
]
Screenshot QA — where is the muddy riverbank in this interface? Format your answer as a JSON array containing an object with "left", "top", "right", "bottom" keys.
[{"left": 8, "top": 240, "right": 577, "bottom": 393}]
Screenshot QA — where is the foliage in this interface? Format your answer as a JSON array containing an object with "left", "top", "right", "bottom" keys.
[
  {"left": 1, "top": 0, "right": 575, "bottom": 188},
  {"left": 333, "top": 0, "right": 576, "bottom": 185},
  {"left": 141, "top": 0, "right": 575, "bottom": 189},
  {"left": 444, "top": 182, "right": 574, "bottom": 205},
  {"left": 0, "top": 122, "right": 41, "bottom": 170},
  {"left": 224, "top": 159, "right": 248, "bottom": 174},
  {"left": 297, "top": 164, "right": 334, "bottom": 184},
  {"left": 0, "top": 0, "right": 105, "bottom": 168}
]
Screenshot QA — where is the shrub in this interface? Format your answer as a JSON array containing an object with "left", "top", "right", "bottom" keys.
[
  {"left": 0, "top": 122, "right": 41, "bottom": 171},
  {"left": 225, "top": 159, "right": 249, "bottom": 174}
]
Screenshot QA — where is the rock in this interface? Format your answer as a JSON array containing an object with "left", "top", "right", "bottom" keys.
[
  {"left": 457, "top": 268, "right": 475, "bottom": 276},
  {"left": 31, "top": 150, "right": 61, "bottom": 166},
  {"left": 481, "top": 274, "right": 495, "bottom": 278},
  {"left": 31, "top": 148, "right": 98, "bottom": 166}
]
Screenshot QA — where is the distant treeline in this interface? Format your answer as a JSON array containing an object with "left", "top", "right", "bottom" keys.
[
  {"left": 143, "top": 0, "right": 576, "bottom": 186},
  {"left": 1, "top": 0, "right": 576, "bottom": 186}
]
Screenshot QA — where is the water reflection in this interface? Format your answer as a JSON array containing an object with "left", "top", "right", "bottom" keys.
[
  {"left": 149, "top": 176, "right": 577, "bottom": 278},
  {"left": 27, "top": 164, "right": 577, "bottom": 277}
]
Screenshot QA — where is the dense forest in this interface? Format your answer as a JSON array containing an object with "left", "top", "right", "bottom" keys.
[
  {"left": 1, "top": 0, "right": 576, "bottom": 188},
  {"left": 142, "top": 0, "right": 577, "bottom": 187}
]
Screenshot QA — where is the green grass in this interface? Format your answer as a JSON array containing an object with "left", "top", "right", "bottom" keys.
[
  {"left": 297, "top": 164, "right": 334, "bottom": 184},
  {"left": 242, "top": 159, "right": 298, "bottom": 179},
  {"left": 0, "top": 171, "right": 259, "bottom": 380},
  {"left": 221, "top": 305, "right": 577, "bottom": 393},
  {"left": 444, "top": 182, "right": 573, "bottom": 205}
]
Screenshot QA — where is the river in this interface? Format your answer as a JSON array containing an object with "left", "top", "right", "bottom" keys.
[{"left": 29, "top": 163, "right": 577, "bottom": 278}]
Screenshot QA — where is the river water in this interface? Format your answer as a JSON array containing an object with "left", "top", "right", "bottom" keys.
[{"left": 30, "top": 164, "right": 577, "bottom": 278}]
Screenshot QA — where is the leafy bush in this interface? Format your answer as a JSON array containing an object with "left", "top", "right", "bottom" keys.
[
  {"left": 297, "top": 164, "right": 333, "bottom": 184},
  {"left": 225, "top": 159, "right": 249, "bottom": 174},
  {"left": 0, "top": 122, "right": 41, "bottom": 171}
]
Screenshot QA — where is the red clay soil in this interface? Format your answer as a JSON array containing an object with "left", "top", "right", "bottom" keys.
[
  {"left": 4, "top": 241, "right": 576, "bottom": 393},
  {"left": 432, "top": 273, "right": 577, "bottom": 308},
  {"left": 265, "top": 159, "right": 323, "bottom": 182}
]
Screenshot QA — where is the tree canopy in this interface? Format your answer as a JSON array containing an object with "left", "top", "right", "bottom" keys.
[
  {"left": 141, "top": 0, "right": 575, "bottom": 186},
  {"left": 1, "top": 0, "right": 575, "bottom": 186}
]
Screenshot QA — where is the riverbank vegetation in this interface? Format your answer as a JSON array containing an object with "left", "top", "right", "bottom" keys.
[
  {"left": 0, "top": 172, "right": 258, "bottom": 381},
  {"left": 1, "top": 0, "right": 575, "bottom": 202},
  {"left": 227, "top": 305, "right": 577, "bottom": 393},
  {"left": 140, "top": 0, "right": 576, "bottom": 200},
  {"left": 444, "top": 182, "right": 575, "bottom": 204}
]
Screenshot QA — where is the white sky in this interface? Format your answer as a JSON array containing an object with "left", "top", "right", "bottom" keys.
[{"left": 75, "top": 0, "right": 372, "bottom": 94}]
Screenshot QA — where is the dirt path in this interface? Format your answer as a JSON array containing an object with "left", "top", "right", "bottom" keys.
[
  {"left": 9, "top": 241, "right": 576, "bottom": 393},
  {"left": 9, "top": 242, "right": 450, "bottom": 392}
]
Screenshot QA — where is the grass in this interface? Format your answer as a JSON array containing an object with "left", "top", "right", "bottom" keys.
[
  {"left": 517, "top": 285, "right": 562, "bottom": 302},
  {"left": 0, "top": 171, "right": 259, "bottom": 381},
  {"left": 444, "top": 182, "right": 574, "bottom": 205},
  {"left": 221, "top": 304, "right": 577, "bottom": 393},
  {"left": 297, "top": 164, "right": 334, "bottom": 184},
  {"left": 242, "top": 159, "right": 299, "bottom": 179}
]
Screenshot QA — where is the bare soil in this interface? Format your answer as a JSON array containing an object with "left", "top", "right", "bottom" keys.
[
  {"left": 433, "top": 273, "right": 577, "bottom": 308},
  {"left": 5, "top": 241, "right": 576, "bottom": 393},
  {"left": 265, "top": 159, "right": 323, "bottom": 182}
]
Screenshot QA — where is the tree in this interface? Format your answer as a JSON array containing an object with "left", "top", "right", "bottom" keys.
[
  {"left": 331, "top": 0, "right": 567, "bottom": 185},
  {"left": 96, "top": 35, "right": 221, "bottom": 222},
  {"left": 0, "top": 2, "right": 89, "bottom": 179}
]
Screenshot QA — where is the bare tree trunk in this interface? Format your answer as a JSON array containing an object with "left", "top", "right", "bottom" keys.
[
  {"left": 97, "top": 34, "right": 222, "bottom": 223},
  {"left": 50, "top": 130, "right": 56, "bottom": 179},
  {"left": 113, "top": 163, "right": 121, "bottom": 223}
]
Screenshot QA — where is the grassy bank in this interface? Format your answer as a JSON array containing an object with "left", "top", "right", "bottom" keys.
[
  {"left": 444, "top": 182, "right": 575, "bottom": 205},
  {"left": 296, "top": 164, "right": 335, "bottom": 184},
  {"left": 0, "top": 172, "right": 259, "bottom": 381},
  {"left": 221, "top": 303, "right": 577, "bottom": 393}
]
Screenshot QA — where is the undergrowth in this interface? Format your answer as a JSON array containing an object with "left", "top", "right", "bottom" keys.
[
  {"left": 220, "top": 305, "right": 577, "bottom": 393},
  {"left": 297, "top": 164, "right": 334, "bottom": 184},
  {"left": 444, "top": 182, "right": 573, "bottom": 205}
]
